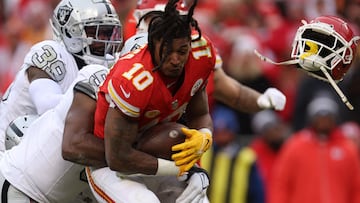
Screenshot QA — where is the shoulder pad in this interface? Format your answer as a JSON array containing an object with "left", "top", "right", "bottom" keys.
[
  {"left": 74, "top": 81, "right": 97, "bottom": 100},
  {"left": 26, "top": 41, "right": 67, "bottom": 82}
]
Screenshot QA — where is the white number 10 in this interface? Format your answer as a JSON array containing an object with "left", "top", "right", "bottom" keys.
[{"left": 122, "top": 63, "right": 154, "bottom": 91}]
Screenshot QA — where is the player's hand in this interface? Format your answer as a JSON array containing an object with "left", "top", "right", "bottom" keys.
[
  {"left": 176, "top": 167, "right": 210, "bottom": 203},
  {"left": 257, "top": 88, "right": 286, "bottom": 111},
  {"left": 171, "top": 128, "right": 212, "bottom": 172}
]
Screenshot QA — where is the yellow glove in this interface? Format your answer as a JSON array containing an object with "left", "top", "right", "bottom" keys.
[{"left": 171, "top": 128, "right": 213, "bottom": 174}]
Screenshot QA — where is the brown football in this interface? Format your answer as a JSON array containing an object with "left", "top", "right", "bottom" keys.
[{"left": 136, "top": 122, "right": 187, "bottom": 160}]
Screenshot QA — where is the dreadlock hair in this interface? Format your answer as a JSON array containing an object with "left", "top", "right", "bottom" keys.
[{"left": 138, "top": 0, "right": 201, "bottom": 71}]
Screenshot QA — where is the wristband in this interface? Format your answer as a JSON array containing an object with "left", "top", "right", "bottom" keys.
[
  {"left": 156, "top": 158, "right": 179, "bottom": 176},
  {"left": 198, "top": 128, "right": 213, "bottom": 137},
  {"left": 178, "top": 166, "right": 210, "bottom": 183}
]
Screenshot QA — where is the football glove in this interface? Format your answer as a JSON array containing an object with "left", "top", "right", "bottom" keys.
[
  {"left": 176, "top": 167, "right": 210, "bottom": 203},
  {"left": 171, "top": 128, "right": 212, "bottom": 174},
  {"left": 257, "top": 88, "right": 286, "bottom": 111}
]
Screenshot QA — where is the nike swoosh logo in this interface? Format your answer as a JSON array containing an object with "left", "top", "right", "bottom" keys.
[{"left": 120, "top": 85, "right": 130, "bottom": 98}]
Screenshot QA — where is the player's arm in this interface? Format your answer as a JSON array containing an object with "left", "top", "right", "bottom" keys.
[
  {"left": 213, "top": 67, "right": 261, "bottom": 112},
  {"left": 213, "top": 67, "right": 286, "bottom": 112},
  {"left": 27, "top": 61, "right": 63, "bottom": 115},
  {"left": 183, "top": 86, "right": 213, "bottom": 131},
  {"left": 62, "top": 84, "right": 107, "bottom": 167},
  {"left": 172, "top": 86, "right": 213, "bottom": 172},
  {"left": 104, "top": 106, "right": 179, "bottom": 176}
]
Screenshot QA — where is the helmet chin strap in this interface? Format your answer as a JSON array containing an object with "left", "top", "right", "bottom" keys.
[
  {"left": 319, "top": 65, "right": 354, "bottom": 110},
  {"left": 254, "top": 49, "right": 299, "bottom": 66},
  {"left": 254, "top": 49, "right": 354, "bottom": 110}
]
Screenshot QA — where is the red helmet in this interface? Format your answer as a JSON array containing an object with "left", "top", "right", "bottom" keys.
[{"left": 291, "top": 15, "right": 360, "bottom": 81}]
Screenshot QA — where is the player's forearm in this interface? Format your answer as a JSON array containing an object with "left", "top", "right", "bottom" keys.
[
  {"left": 106, "top": 145, "right": 159, "bottom": 175},
  {"left": 184, "top": 88, "right": 213, "bottom": 130},
  {"left": 104, "top": 108, "right": 160, "bottom": 175},
  {"left": 214, "top": 77, "right": 262, "bottom": 113},
  {"left": 185, "top": 113, "right": 213, "bottom": 132},
  {"left": 232, "top": 84, "right": 262, "bottom": 113},
  {"left": 62, "top": 134, "right": 107, "bottom": 168}
]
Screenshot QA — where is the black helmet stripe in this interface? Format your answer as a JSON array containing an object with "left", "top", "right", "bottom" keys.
[{"left": 101, "top": 0, "right": 112, "bottom": 14}]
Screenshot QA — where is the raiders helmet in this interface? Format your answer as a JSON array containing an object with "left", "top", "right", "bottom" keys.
[
  {"left": 50, "top": 0, "right": 123, "bottom": 66},
  {"left": 5, "top": 115, "right": 39, "bottom": 150}
]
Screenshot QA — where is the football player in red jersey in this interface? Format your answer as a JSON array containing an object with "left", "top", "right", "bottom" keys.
[
  {"left": 120, "top": 0, "right": 286, "bottom": 167},
  {"left": 122, "top": 0, "right": 286, "bottom": 113},
  {"left": 86, "top": 0, "right": 212, "bottom": 202}
]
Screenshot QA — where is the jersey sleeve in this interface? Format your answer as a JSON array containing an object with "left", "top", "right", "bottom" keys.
[
  {"left": 106, "top": 70, "right": 152, "bottom": 119},
  {"left": 73, "top": 64, "right": 109, "bottom": 100},
  {"left": 23, "top": 40, "right": 67, "bottom": 82},
  {"left": 214, "top": 50, "right": 223, "bottom": 70}
]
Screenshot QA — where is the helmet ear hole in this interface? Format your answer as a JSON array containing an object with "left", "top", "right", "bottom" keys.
[{"left": 63, "top": 34, "right": 84, "bottom": 53}]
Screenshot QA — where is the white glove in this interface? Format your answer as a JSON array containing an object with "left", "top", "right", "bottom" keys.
[
  {"left": 257, "top": 88, "right": 286, "bottom": 111},
  {"left": 176, "top": 167, "right": 210, "bottom": 203}
]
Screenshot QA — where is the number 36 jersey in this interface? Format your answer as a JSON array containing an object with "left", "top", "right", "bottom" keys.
[
  {"left": 94, "top": 35, "right": 216, "bottom": 138},
  {"left": 0, "top": 40, "right": 79, "bottom": 151}
]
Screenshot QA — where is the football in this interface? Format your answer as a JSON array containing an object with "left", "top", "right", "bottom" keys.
[{"left": 136, "top": 122, "right": 187, "bottom": 160}]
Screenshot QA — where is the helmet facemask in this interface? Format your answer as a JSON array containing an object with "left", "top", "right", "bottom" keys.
[
  {"left": 254, "top": 18, "right": 360, "bottom": 110},
  {"left": 81, "top": 20, "right": 122, "bottom": 66},
  {"left": 291, "top": 21, "right": 356, "bottom": 82},
  {"left": 64, "top": 18, "right": 123, "bottom": 67}
]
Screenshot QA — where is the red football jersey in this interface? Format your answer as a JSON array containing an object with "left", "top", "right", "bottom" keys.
[{"left": 94, "top": 37, "right": 216, "bottom": 138}]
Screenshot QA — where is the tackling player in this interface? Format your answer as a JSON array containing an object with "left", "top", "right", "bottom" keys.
[
  {"left": 0, "top": 64, "right": 109, "bottom": 203},
  {"left": 0, "top": 0, "right": 122, "bottom": 152}
]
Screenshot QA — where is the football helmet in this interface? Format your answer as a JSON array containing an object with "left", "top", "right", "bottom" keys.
[
  {"left": 291, "top": 15, "right": 359, "bottom": 82},
  {"left": 5, "top": 115, "right": 39, "bottom": 150},
  {"left": 254, "top": 15, "right": 359, "bottom": 110},
  {"left": 50, "top": 0, "right": 123, "bottom": 66}
]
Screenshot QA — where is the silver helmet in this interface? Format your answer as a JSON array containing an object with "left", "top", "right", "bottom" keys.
[
  {"left": 50, "top": 0, "right": 123, "bottom": 66},
  {"left": 5, "top": 115, "right": 39, "bottom": 150}
]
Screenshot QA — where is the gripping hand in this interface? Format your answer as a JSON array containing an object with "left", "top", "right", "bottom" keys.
[
  {"left": 171, "top": 128, "right": 212, "bottom": 174},
  {"left": 257, "top": 88, "right": 286, "bottom": 111},
  {"left": 176, "top": 167, "right": 210, "bottom": 203}
]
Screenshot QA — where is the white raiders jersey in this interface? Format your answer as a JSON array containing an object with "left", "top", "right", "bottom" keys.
[
  {"left": 0, "top": 64, "right": 108, "bottom": 203},
  {"left": 0, "top": 40, "right": 80, "bottom": 151},
  {"left": 119, "top": 32, "right": 223, "bottom": 70}
]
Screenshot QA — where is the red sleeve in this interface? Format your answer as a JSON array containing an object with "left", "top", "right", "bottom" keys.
[{"left": 106, "top": 62, "right": 154, "bottom": 119}]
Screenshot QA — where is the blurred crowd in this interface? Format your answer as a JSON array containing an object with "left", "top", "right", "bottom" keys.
[{"left": 1, "top": 0, "right": 360, "bottom": 202}]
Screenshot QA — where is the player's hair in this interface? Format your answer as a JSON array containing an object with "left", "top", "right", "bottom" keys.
[{"left": 139, "top": 0, "right": 201, "bottom": 71}]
